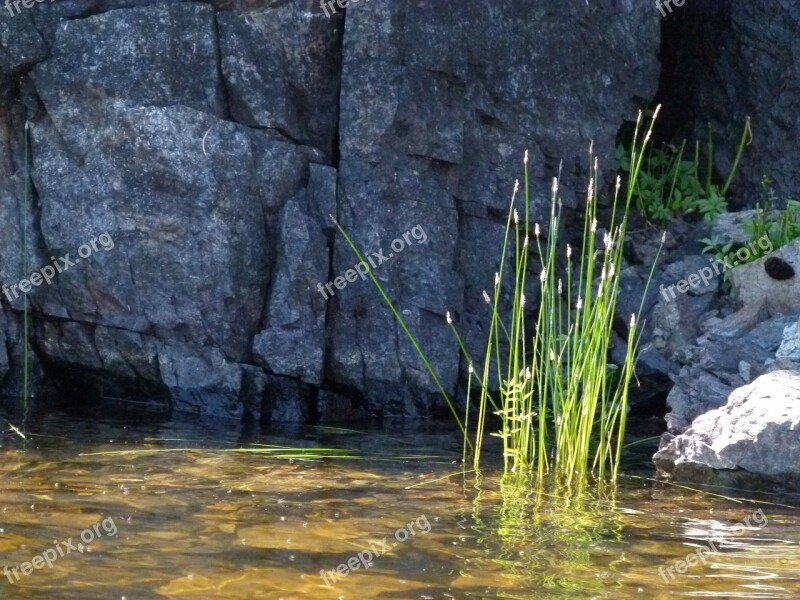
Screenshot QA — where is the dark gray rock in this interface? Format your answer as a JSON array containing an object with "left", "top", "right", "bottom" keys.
[
  {"left": 158, "top": 343, "right": 243, "bottom": 419},
  {"left": 318, "top": 388, "right": 369, "bottom": 423},
  {"left": 329, "top": 0, "right": 660, "bottom": 416},
  {"left": 692, "top": 2, "right": 800, "bottom": 207},
  {"left": 32, "top": 4, "right": 225, "bottom": 152},
  {"left": 263, "top": 372, "right": 315, "bottom": 424},
  {"left": 0, "top": 1, "right": 664, "bottom": 422},
  {"left": 3, "top": 4, "right": 313, "bottom": 417},
  {"left": 664, "top": 368, "right": 732, "bottom": 435},
  {"left": 0, "top": 310, "right": 9, "bottom": 385},
  {"left": 340, "top": 0, "right": 659, "bottom": 206},
  {"left": 239, "top": 364, "right": 267, "bottom": 423},
  {"left": 0, "top": 10, "right": 48, "bottom": 77},
  {"left": 329, "top": 159, "right": 463, "bottom": 416},
  {"left": 699, "top": 299, "right": 769, "bottom": 341},
  {"left": 218, "top": 2, "right": 343, "bottom": 157},
  {"left": 28, "top": 105, "right": 306, "bottom": 360},
  {"left": 252, "top": 176, "right": 331, "bottom": 385}
]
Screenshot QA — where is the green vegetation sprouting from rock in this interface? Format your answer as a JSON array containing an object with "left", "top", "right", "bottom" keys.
[{"left": 618, "top": 117, "right": 751, "bottom": 223}]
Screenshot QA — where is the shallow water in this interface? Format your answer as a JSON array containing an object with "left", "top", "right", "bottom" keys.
[{"left": 1, "top": 411, "right": 800, "bottom": 599}]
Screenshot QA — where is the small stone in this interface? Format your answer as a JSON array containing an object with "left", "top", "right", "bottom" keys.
[{"left": 738, "top": 360, "right": 751, "bottom": 383}]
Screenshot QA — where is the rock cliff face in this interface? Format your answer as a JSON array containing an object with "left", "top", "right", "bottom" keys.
[
  {"left": 0, "top": 0, "right": 792, "bottom": 423},
  {"left": 656, "top": 0, "right": 800, "bottom": 207}
]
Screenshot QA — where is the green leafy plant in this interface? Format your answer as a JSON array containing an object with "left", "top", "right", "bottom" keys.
[
  {"left": 697, "top": 235, "right": 735, "bottom": 291},
  {"left": 618, "top": 117, "right": 751, "bottom": 223},
  {"left": 742, "top": 177, "right": 800, "bottom": 250},
  {"left": 697, "top": 178, "right": 800, "bottom": 290},
  {"left": 335, "top": 108, "right": 663, "bottom": 487}
]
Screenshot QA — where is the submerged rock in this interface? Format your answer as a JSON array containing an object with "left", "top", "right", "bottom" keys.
[{"left": 654, "top": 371, "right": 800, "bottom": 491}]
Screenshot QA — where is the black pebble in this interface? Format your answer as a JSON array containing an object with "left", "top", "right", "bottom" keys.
[{"left": 764, "top": 257, "right": 795, "bottom": 281}]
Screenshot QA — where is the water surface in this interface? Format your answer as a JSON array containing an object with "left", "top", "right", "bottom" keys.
[{"left": 1, "top": 411, "right": 800, "bottom": 599}]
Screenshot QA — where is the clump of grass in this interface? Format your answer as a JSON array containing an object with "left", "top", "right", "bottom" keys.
[
  {"left": 334, "top": 109, "right": 663, "bottom": 485},
  {"left": 451, "top": 110, "right": 663, "bottom": 483}
]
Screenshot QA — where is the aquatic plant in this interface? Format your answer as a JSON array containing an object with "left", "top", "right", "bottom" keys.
[{"left": 334, "top": 109, "right": 663, "bottom": 485}]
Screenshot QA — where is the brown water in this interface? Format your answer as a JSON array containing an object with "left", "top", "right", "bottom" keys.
[{"left": 1, "top": 411, "right": 800, "bottom": 599}]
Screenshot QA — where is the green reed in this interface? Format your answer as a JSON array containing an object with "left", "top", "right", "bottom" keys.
[
  {"left": 22, "top": 122, "right": 30, "bottom": 410},
  {"left": 336, "top": 109, "right": 662, "bottom": 484},
  {"left": 3, "top": 122, "right": 32, "bottom": 440}
]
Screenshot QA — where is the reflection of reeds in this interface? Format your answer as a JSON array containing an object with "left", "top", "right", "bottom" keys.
[
  {"left": 468, "top": 474, "right": 625, "bottom": 596},
  {"left": 335, "top": 109, "right": 663, "bottom": 488}
]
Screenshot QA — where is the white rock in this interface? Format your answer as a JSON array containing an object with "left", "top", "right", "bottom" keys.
[
  {"left": 654, "top": 371, "right": 800, "bottom": 490},
  {"left": 777, "top": 317, "right": 800, "bottom": 361}
]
